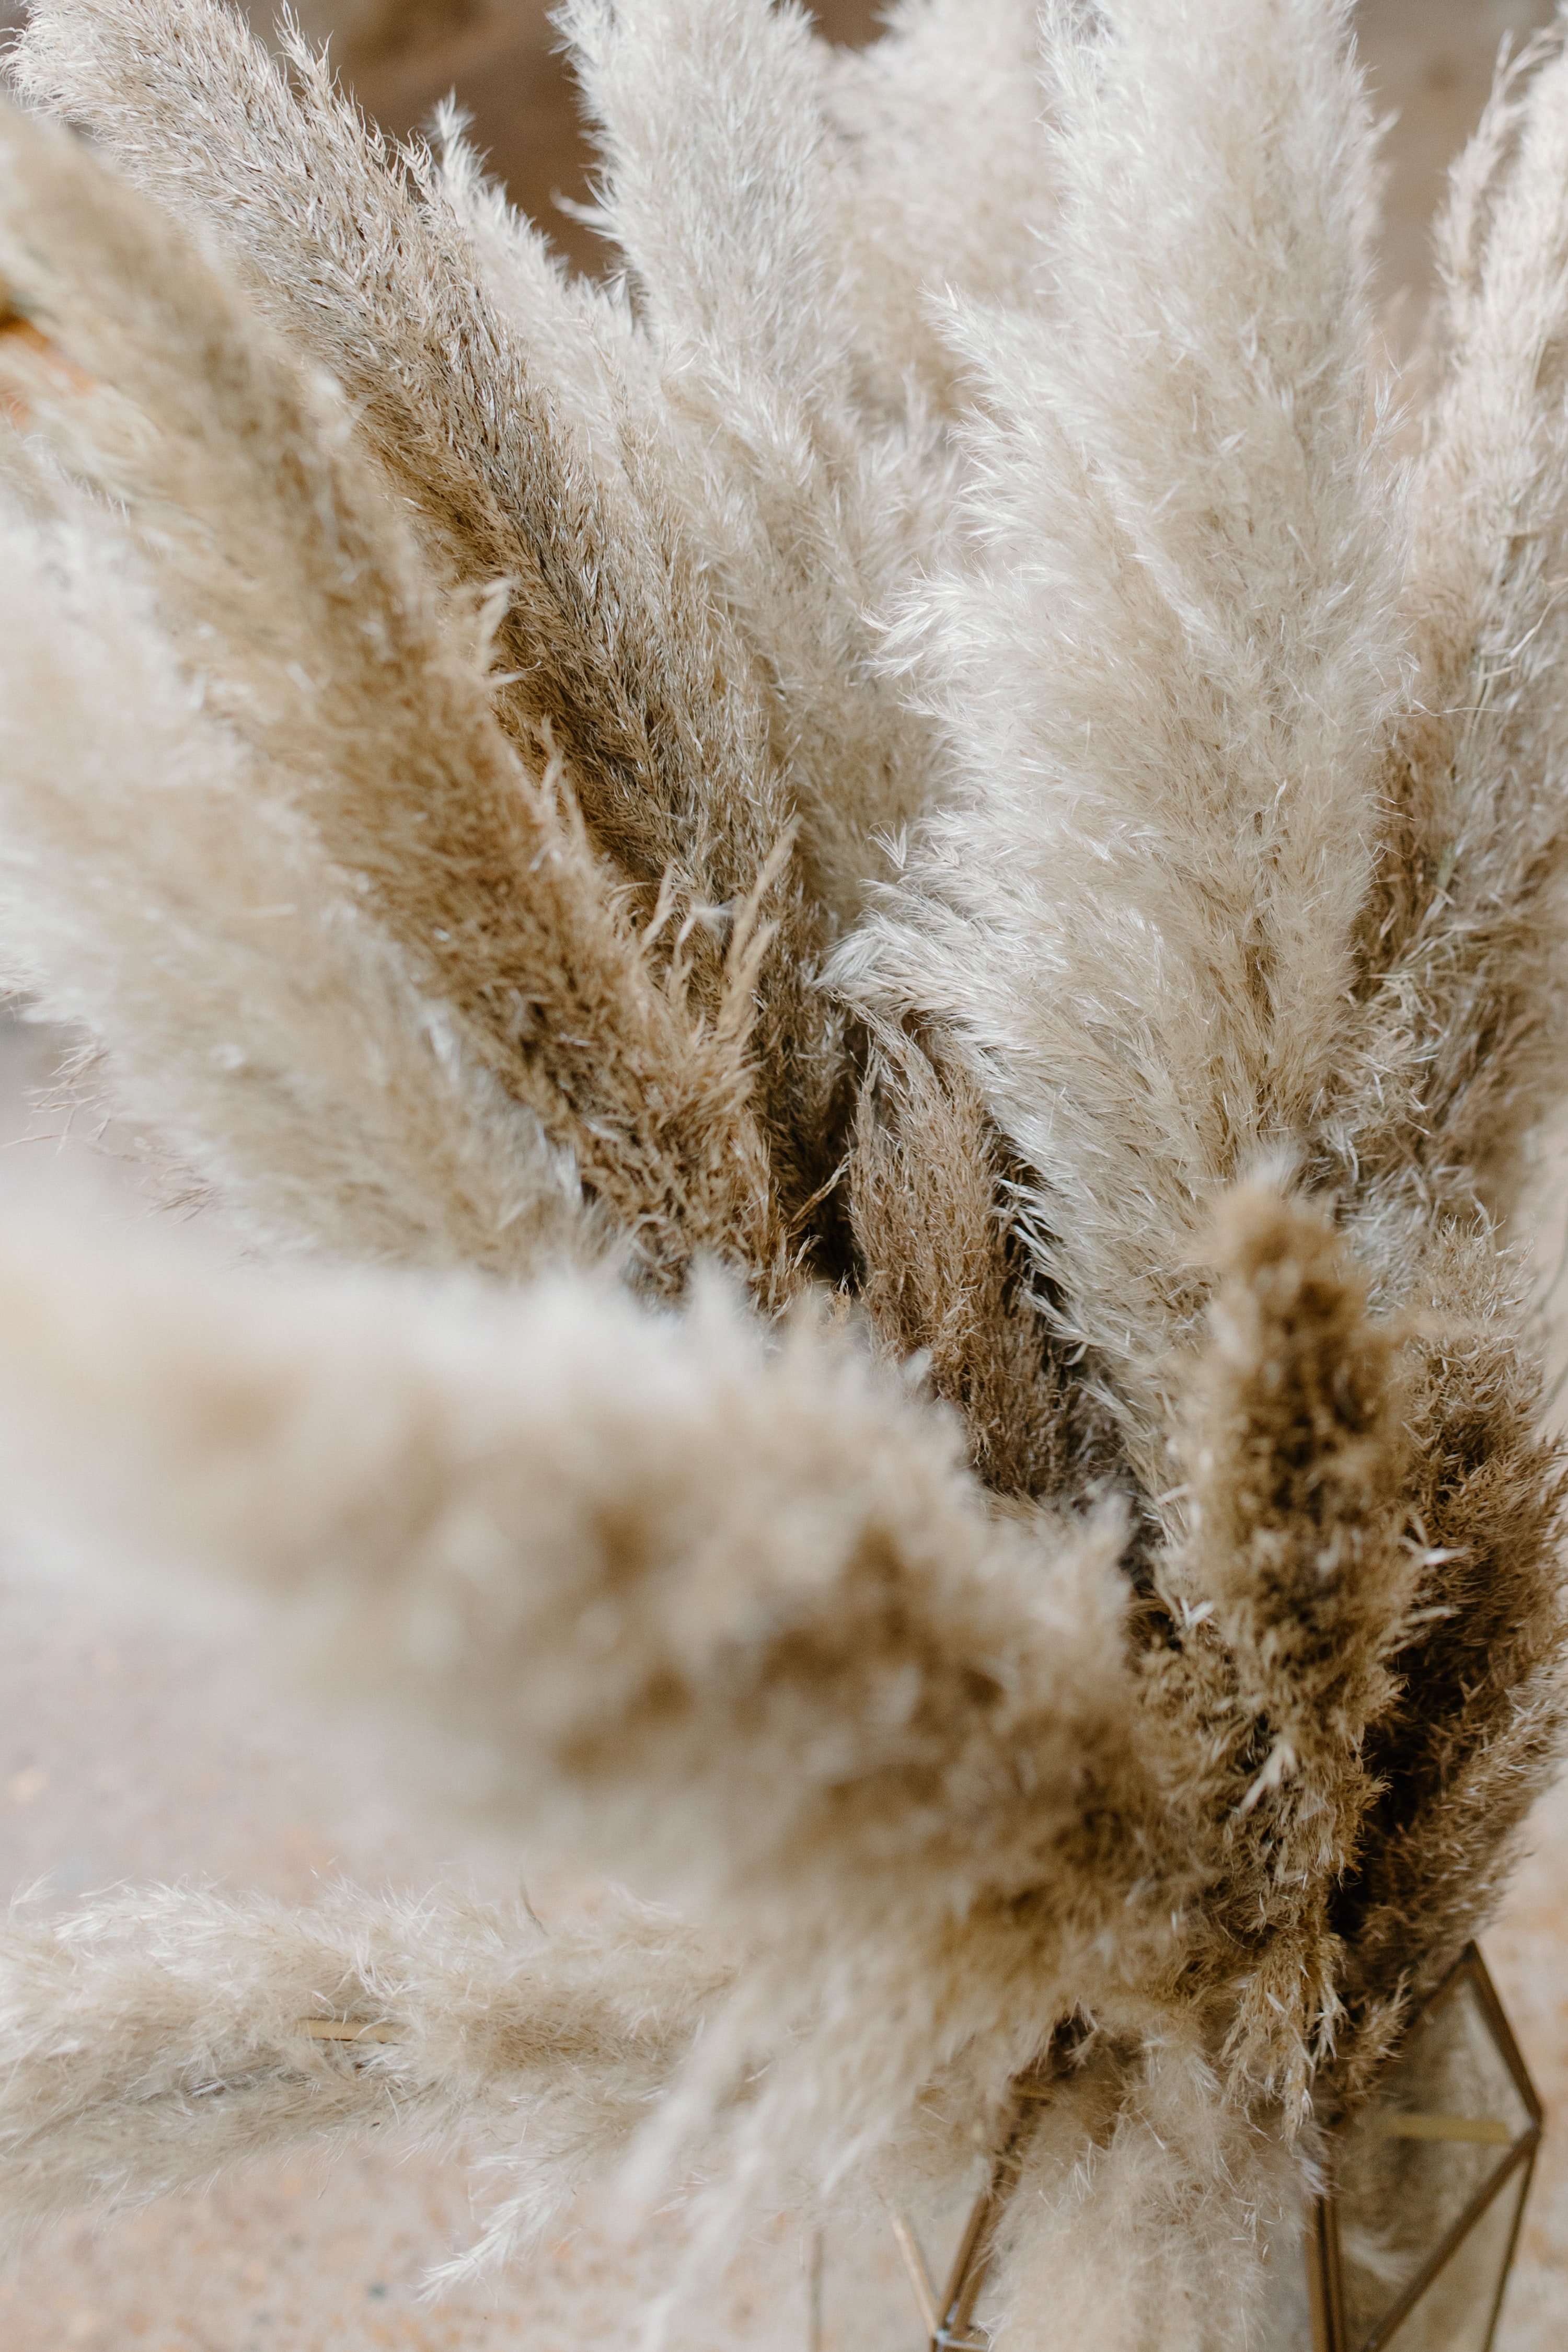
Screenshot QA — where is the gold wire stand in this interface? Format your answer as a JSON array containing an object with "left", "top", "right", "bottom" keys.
[{"left": 882, "top": 2046, "right": 1065, "bottom": 2352}]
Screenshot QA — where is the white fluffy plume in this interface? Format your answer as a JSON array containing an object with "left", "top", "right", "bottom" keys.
[{"left": 837, "top": 0, "right": 1408, "bottom": 1451}]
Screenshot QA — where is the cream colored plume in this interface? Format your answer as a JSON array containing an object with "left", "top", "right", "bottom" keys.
[{"left": 838, "top": 0, "right": 1409, "bottom": 1455}]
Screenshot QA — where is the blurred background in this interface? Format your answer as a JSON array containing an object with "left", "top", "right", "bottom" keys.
[
  {"left": 2, "top": 3, "right": 1567, "bottom": 2348},
  {"left": 263, "top": 0, "right": 1568, "bottom": 308}
]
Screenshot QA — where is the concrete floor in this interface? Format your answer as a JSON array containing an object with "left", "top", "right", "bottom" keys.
[{"left": 4, "top": 3, "right": 1568, "bottom": 2348}]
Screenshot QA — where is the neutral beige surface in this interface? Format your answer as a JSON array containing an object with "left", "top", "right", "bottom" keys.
[
  {"left": 4, "top": 4, "right": 1568, "bottom": 2348},
  {"left": 1358, "top": 0, "right": 1560, "bottom": 321}
]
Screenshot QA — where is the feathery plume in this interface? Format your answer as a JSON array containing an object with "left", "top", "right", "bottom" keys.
[
  {"left": 847, "top": 1023, "right": 1105, "bottom": 1498},
  {"left": 0, "top": 1882, "right": 722, "bottom": 2269},
  {"left": 0, "top": 1224, "right": 1159, "bottom": 2167},
  {"left": 559, "top": 0, "right": 952, "bottom": 917},
  {"left": 817, "top": 0, "right": 1059, "bottom": 414},
  {"left": 0, "top": 94, "right": 790, "bottom": 1294},
  {"left": 0, "top": 509, "right": 592, "bottom": 1273},
  {"left": 12, "top": 0, "right": 844, "bottom": 1223},
  {"left": 838, "top": 0, "right": 1408, "bottom": 1453},
  {"left": 1146, "top": 1186, "right": 1420, "bottom": 2122},
  {"left": 1327, "top": 27, "right": 1568, "bottom": 1233}
]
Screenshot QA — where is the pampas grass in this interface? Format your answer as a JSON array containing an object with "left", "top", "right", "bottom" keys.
[
  {"left": 0, "top": 1881, "right": 724, "bottom": 2273},
  {"left": 0, "top": 1, "right": 1564, "bottom": 2344}
]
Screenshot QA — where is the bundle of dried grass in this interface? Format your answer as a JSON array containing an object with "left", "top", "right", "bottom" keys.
[{"left": 0, "top": 2, "right": 1563, "bottom": 2345}]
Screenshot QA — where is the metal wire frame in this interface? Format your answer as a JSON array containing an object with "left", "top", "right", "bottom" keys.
[
  {"left": 884, "top": 2038, "right": 1070, "bottom": 2352},
  {"left": 1305, "top": 1944, "right": 1543, "bottom": 2352},
  {"left": 881, "top": 1946, "right": 1542, "bottom": 2352}
]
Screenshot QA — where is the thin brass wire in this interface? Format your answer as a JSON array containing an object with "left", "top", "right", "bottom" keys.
[
  {"left": 882, "top": 1950, "right": 1541, "bottom": 2352},
  {"left": 1305, "top": 1945, "right": 1542, "bottom": 2352},
  {"left": 886, "top": 2039, "right": 1068, "bottom": 2352}
]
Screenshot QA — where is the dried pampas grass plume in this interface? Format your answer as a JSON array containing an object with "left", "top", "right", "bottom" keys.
[{"left": 0, "top": 0, "right": 1564, "bottom": 2345}]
